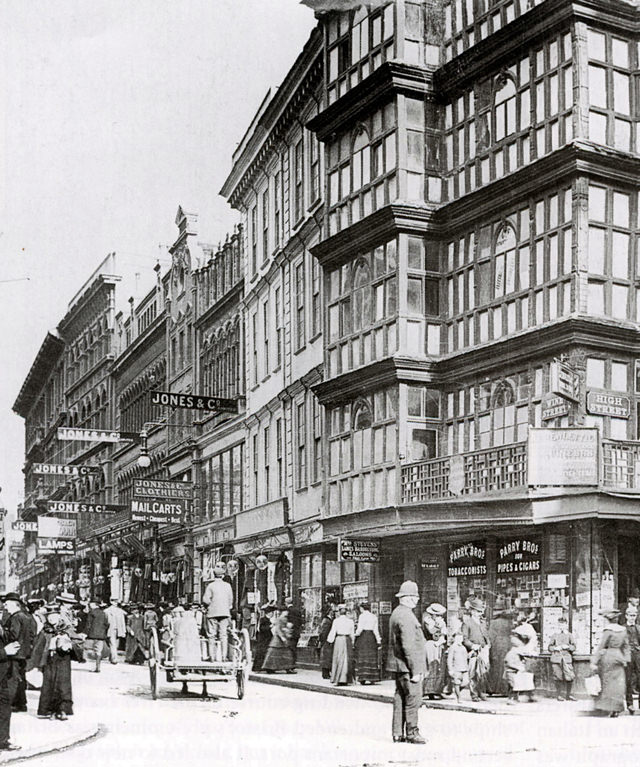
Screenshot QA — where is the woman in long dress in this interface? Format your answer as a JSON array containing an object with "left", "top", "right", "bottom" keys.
[
  {"left": 423, "top": 603, "right": 447, "bottom": 698},
  {"left": 173, "top": 605, "right": 202, "bottom": 665},
  {"left": 591, "top": 609, "right": 630, "bottom": 717},
  {"left": 30, "top": 606, "right": 83, "bottom": 720},
  {"left": 317, "top": 607, "right": 334, "bottom": 679},
  {"left": 354, "top": 603, "right": 381, "bottom": 684},
  {"left": 125, "top": 606, "right": 147, "bottom": 664},
  {"left": 328, "top": 604, "right": 355, "bottom": 686},
  {"left": 261, "top": 611, "right": 294, "bottom": 673},
  {"left": 252, "top": 609, "right": 273, "bottom": 672}
]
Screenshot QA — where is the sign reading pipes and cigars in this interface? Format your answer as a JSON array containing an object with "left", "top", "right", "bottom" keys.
[
  {"left": 338, "top": 538, "right": 381, "bottom": 563},
  {"left": 150, "top": 391, "right": 238, "bottom": 413},
  {"left": 496, "top": 538, "right": 541, "bottom": 574},
  {"left": 130, "top": 479, "right": 193, "bottom": 524},
  {"left": 528, "top": 427, "right": 599, "bottom": 487}
]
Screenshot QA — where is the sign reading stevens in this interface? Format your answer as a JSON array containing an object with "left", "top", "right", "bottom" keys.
[
  {"left": 151, "top": 391, "right": 238, "bottom": 413},
  {"left": 131, "top": 479, "right": 193, "bottom": 524},
  {"left": 338, "top": 539, "right": 380, "bottom": 563},
  {"left": 496, "top": 538, "right": 541, "bottom": 573}
]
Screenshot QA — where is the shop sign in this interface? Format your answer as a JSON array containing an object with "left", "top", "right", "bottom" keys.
[
  {"left": 338, "top": 538, "right": 380, "bottom": 563},
  {"left": 150, "top": 390, "right": 238, "bottom": 413},
  {"left": 447, "top": 541, "right": 487, "bottom": 577},
  {"left": 130, "top": 498, "right": 185, "bottom": 524},
  {"left": 541, "top": 394, "right": 570, "bottom": 421},
  {"left": 133, "top": 479, "right": 193, "bottom": 500},
  {"left": 586, "top": 391, "right": 630, "bottom": 418},
  {"left": 342, "top": 582, "right": 369, "bottom": 601},
  {"left": 32, "top": 463, "right": 95, "bottom": 476},
  {"left": 421, "top": 559, "right": 440, "bottom": 571},
  {"left": 38, "top": 537, "right": 75, "bottom": 554},
  {"left": 496, "top": 538, "right": 541, "bottom": 574},
  {"left": 549, "top": 359, "right": 579, "bottom": 402},
  {"left": 379, "top": 601, "right": 392, "bottom": 615},
  {"left": 528, "top": 428, "right": 598, "bottom": 486},
  {"left": 12, "top": 520, "right": 37, "bottom": 532},
  {"left": 57, "top": 427, "right": 124, "bottom": 443},
  {"left": 38, "top": 517, "right": 76, "bottom": 539},
  {"left": 47, "top": 501, "right": 123, "bottom": 514}
]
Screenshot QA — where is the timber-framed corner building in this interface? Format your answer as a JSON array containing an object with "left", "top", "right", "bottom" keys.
[{"left": 288, "top": 0, "right": 639, "bottom": 684}]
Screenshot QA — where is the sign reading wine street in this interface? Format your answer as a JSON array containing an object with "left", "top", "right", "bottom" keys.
[{"left": 150, "top": 390, "right": 238, "bottom": 413}]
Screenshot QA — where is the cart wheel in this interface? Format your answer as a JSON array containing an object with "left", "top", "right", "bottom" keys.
[
  {"left": 240, "top": 628, "right": 252, "bottom": 671},
  {"left": 236, "top": 669, "right": 245, "bottom": 700},
  {"left": 148, "top": 628, "right": 160, "bottom": 700}
]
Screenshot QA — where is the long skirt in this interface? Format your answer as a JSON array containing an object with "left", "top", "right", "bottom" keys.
[
  {"left": 252, "top": 635, "right": 271, "bottom": 672},
  {"left": 423, "top": 657, "right": 446, "bottom": 695},
  {"left": 262, "top": 637, "right": 294, "bottom": 671},
  {"left": 595, "top": 659, "right": 626, "bottom": 712},
  {"left": 355, "top": 631, "right": 379, "bottom": 682},
  {"left": 331, "top": 636, "right": 353, "bottom": 685},
  {"left": 38, "top": 654, "right": 73, "bottom": 716},
  {"left": 320, "top": 641, "right": 333, "bottom": 678}
]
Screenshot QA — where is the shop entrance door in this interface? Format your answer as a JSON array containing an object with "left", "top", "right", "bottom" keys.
[{"left": 618, "top": 536, "right": 640, "bottom": 606}]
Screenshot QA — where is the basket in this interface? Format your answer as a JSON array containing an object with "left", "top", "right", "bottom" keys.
[
  {"left": 584, "top": 674, "right": 601, "bottom": 697},
  {"left": 512, "top": 671, "right": 535, "bottom": 691}
]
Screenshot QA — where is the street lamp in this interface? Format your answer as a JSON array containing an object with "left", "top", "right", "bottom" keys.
[{"left": 137, "top": 430, "right": 151, "bottom": 468}]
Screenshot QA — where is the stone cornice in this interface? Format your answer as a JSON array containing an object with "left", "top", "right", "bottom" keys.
[
  {"left": 13, "top": 332, "right": 65, "bottom": 417},
  {"left": 307, "top": 61, "right": 436, "bottom": 142},
  {"left": 435, "top": 0, "right": 638, "bottom": 97},
  {"left": 194, "top": 280, "right": 243, "bottom": 330},
  {"left": 111, "top": 314, "right": 166, "bottom": 375}
]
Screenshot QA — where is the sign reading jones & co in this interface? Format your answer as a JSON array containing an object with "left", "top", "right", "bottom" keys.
[
  {"left": 496, "top": 538, "right": 541, "bottom": 574},
  {"left": 448, "top": 541, "right": 486, "bottom": 577},
  {"left": 338, "top": 539, "right": 380, "bottom": 563}
]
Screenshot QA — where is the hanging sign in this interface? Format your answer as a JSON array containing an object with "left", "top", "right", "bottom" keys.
[
  {"left": 150, "top": 391, "right": 238, "bottom": 413},
  {"left": 130, "top": 499, "right": 186, "bottom": 524},
  {"left": 32, "top": 463, "right": 96, "bottom": 476},
  {"left": 338, "top": 538, "right": 380, "bottom": 562},
  {"left": 57, "top": 428, "right": 124, "bottom": 443},
  {"left": 133, "top": 479, "right": 193, "bottom": 500},
  {"left": 38, "top": 538, "right": 76, "bottom": 554},
  {"left": 528, "top": 428, "right": 598, "bottom": 486},
  {"left": 586, "top": 392, "right": 630, "bottom": 418},
  {"left": 447, "top": 541, "right": 487, "bottom": 577},
  {"left": 38, "top": 517, "right": 77, "bottom": 539},
  {"left": 12, "top": 520, "right": 37, "bottom": 532},
  {"left": 549, "top": 360, "right": 579, "bottom": 402},
  {"left": 47, "top": 500, "right": 122, "bottom": 514},
  {"left": 496, "top": 537, "right": 541, "bottom": 574},
  {"left": 541, "top": 394, "right": 571, "bottom": 421}
]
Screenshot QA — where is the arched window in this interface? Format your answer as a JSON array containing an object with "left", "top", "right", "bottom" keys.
[
  {"left": 352, "top": 259, "right": 372, "bottom": 331},
  {"left": 494, "top": 224, "right": 517, "bottom": 297},
  {"left": 494, "top": 76, "right": 517, "bottom": 141},
  {"left": 352, "top": 399, "right": 373, "bottom": 470},
  {"left": 352, "top": 128, "right": 371, "bottom": 191},
  {"left": 353, "top": 400, "right": 373, "bottom": 430}
]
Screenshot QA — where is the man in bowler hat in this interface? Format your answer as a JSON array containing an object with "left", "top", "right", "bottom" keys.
[{"left": 386, "top": 580, "right": 427, "bottom": 744}]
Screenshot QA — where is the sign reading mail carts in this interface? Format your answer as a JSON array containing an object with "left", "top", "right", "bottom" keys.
[
  {"left": 130, "top": 499, "right": 186, "bottom": 524},
  {"left": 151, "top": 390, "right": 238, "bottom": 413},
  {"left": 338, "top": 539, "right": 380, "bottom": 563}
]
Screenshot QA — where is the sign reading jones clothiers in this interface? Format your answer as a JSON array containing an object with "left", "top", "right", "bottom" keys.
[
  {"left": 151, "top": 391, "right": 238, "bottom": 413},
  {"left": 496, "top": 538, "right": 541, "bottom": 574},
  {"left": 131, "top": 479, "right": 193, "bottom": 524},
  {"left": 528, "top": 427, "right": 598, "bottom": 486},
  {"left": 338, "top": 538, "right": 380, "bottom": 563},
  {"left": 448, "top": 541, "right": 486, "bottom": 577}
]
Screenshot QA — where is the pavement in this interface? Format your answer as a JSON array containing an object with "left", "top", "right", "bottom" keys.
[
  {"left": 249, "top": 667, "right": 594, "bottom": 716},
  {"left": 0, "top": 688, "right": 99, "bottom": 763}
]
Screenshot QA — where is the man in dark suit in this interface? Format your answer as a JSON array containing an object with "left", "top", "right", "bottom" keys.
[
  {"left": 2, "top": 594, "right": 35, "bottom": 713},
  {"left": 386, "top": 580, "right": 427, "bottom": 744},
  {"left": 462, "top": 597, "right": 491, "bottom": 701},
  {"left": 284, "top": 597, "right": 302, "bottom": 672},
  {"left": 0, "top": 626, "right": 21, "bottom": 751},
  {"left": 84, "top": 599, "right": 109, "bottom": 673}
]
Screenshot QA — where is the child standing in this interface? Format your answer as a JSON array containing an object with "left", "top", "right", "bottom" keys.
[
  {"left": 504, "top": 632, "right": 531, "bottom": 704},
  {"left": 548, "top": 614, "right": 576, "bottom": 701},
  {"left": 447, "top": 632, "right": 469, "bottom": 703}
]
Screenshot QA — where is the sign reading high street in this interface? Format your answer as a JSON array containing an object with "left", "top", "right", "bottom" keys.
[
  {"left": 587, "top": 392, "right": 630, "bottom": 418},
  {"left": 47, "top": 501, "right": 123, "bottom": 514},
  {"left": 150, "top": 390, "right": 238, "bottom": 413},
  {"left": 32, "top": 463, "right": 96, "bottom": 476}
]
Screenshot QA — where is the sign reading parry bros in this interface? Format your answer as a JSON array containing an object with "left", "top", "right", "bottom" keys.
[
  {"left": 131, "top": 479, "right": 193, "bottom": 524},
  {"left": 448, "top": 541, "right": 487, "bottom": 577}
]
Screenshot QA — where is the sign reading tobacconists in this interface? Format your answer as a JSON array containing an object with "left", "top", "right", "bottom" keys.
[
  {"left": 448, "top": 542, "right": 487, "bottom": 577},
  {"left": 496, "top": 538, "right": 541, "bottom": 574},
  {"left": 338, "top": 539, "right": 380, "bottom": 563},
  {"left": 150, "top": 391, "right": 238, "bottom": 413},
  {"left": 587, "top": 391, "right": 630, "bottom": 418}
]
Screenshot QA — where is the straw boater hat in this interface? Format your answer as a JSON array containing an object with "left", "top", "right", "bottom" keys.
[
  {"left": 56, "top": 592, "right": 77, "bottom": 605},
  {"left": 600, "top": 608, "right": 621, "bottom": 621},
  {"left": 395, "top": 581, "right": 419, "bottom": 598},
  {"left": 468, "top": 597, "right": 485, "bottom": 612},
  {"left": 426, "top": 603, "right": 446, "bottom": 616}
]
